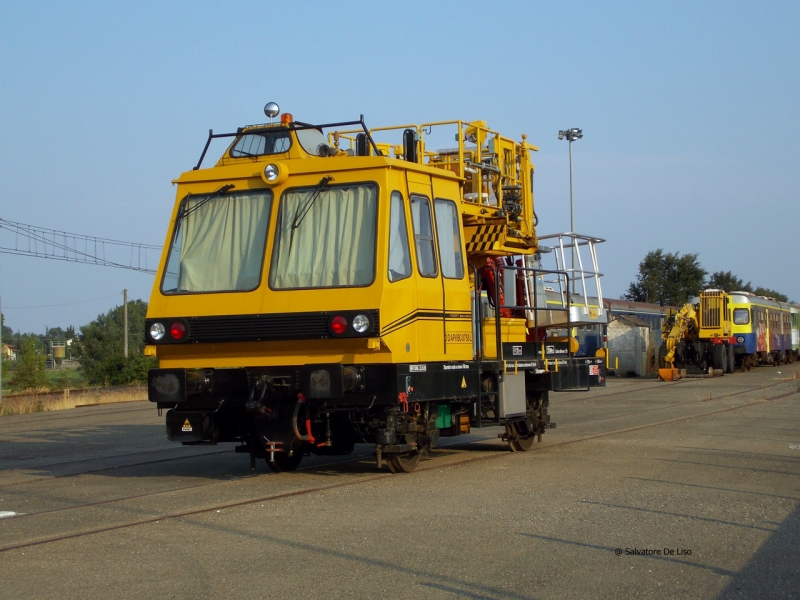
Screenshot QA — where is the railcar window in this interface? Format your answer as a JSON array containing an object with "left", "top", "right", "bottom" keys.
[
  {"left": 270, "top": 183, "right": 377, "bottom": 289},
  {"left": 230, "top": 130, "right": 291, "bottom": 157},
  {"left": 733, "top": 308, "right": 749, "bottom": 325},
  {"left": 410, "top": 195, "right": 438, "bottom": 277},
  {"left": 388, "top": 192, "right": 412, "bottom": 282},
  {"left": 161, "top": 190, "right": 272, "bottom": 294},
  {"left": 434, "top": 199, "right": 465, "bottom": 279}
]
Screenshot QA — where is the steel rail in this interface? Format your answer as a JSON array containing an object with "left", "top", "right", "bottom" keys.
[{"left": 0, "top": 448, "right": 231, "bottom": 489}]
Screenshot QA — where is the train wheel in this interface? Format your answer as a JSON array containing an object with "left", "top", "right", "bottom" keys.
[
  {"left": 505, "top": 422, "right": 536, "bottom": 452},
  {"left": 509, "top": 436, "right": 536, "bottom": 452},
  {"left": 712, "top": 344, "right": 726, "bottom": 372},
  {"left": 267, "top": 451, "right": 303, "bottom": 473},
  {"left": 387, "top": 452, "right": 421, "bottom": 474},
  {"left": 727, "top": 346, "right": 735, "bottom": 373}
]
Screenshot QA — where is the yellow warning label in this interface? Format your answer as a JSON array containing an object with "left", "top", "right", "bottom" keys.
[
  {"left": 182, "top": 418, "right": 192, "bottom": 432},
  {"left": 461, "top": 376, "right": 467, "bottom": 388}
]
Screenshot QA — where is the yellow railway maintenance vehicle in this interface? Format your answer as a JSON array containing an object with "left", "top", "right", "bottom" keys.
[
  {"left": 145, "top": 103, "right": 606, "bottom": 473},
  {"left": 660, "top": 289, "right": 736, "bottom": 379}
]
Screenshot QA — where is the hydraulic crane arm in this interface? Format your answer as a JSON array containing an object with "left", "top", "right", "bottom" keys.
[{"left": 662, "top": 303, "right": 698, "bottom": 368}]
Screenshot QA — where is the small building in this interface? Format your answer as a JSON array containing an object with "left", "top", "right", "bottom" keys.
[
  {"left": 2, "top": 343, "right": 18, "bottom": 361},
  {"left": 607, "top": 315, "right": 650, "bottom": 377}
]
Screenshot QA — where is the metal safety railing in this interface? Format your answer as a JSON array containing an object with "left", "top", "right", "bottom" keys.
[
  {"left": 470, "top": 262, "right": 573, "bottom": 427},
  {"left": 472, "top": 262, "right": 573, "bottom": 363},
  {"left": 536, "top": 232, "right": 605, "bottom": 315}
]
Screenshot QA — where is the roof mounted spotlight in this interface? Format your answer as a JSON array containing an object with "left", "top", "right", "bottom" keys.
[
  {"left": 264, "top": 102, "right": 280, "bottom": 123},
  {"left": 558, "top": 128, "right": 583, "bottom": 141}
]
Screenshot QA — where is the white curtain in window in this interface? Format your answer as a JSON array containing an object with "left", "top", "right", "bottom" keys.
[
  {"left": 411, "top": 196, "right": 437, "bottom": 276},
  {"left": 388, "top": 192, "right": 411, "bottom": 281},
  {"left": 271, "top": 184, "right": 376, "bottom": 288},
  {"left": 434, "top": 199, "right": 464, "bottom": 278},
  {"left": 175, "top": 192, "right": 271, "bottom": 292}
]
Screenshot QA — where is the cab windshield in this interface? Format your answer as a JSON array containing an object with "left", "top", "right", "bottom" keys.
[
  {"left": 230, "top": 130, "right": 291, "bottom": 157},
  {"left": 161, "top": 190, "right": 272, "bottom": 294},
  {"left": 270, "top": 182, "right": 377, "bottom": 289}
]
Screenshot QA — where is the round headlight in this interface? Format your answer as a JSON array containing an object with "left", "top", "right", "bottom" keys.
[
  {"left": 150, "top": 323, "right": 165, "bottom": 341},
  {"left": 264, "top": 164, "right": 279, "bottom": 181},
  {"left": 352, "top": 314, "right": 369, "bottom": 333}
]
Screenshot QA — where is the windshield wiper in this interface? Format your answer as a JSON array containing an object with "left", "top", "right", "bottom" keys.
[
  {"left": 177, "top": 184, "right": 236, "bottom": 223},
  {"left": 232, "top": 149, "right": 259, "bottom": 158},
  {"left": 288, "top": 176, "right": 333, "bottom": 247}
]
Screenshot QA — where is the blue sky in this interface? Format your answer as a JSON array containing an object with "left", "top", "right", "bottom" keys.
[{"left": 1, "top": 1, "right": 798, "bottom": 334}]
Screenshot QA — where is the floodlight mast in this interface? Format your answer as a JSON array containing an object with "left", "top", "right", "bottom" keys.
[
  {"left": 558, "top": 128, "right": 583, "bottom": 292},
  {"left": 557, "top": 128, "right": 583, "bottom": 234}
]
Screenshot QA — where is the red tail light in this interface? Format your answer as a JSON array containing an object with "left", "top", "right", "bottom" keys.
[
  {"left": 331, "top": 316, "right": 347, "bottom": 334},
  {"left": 170, "top": 322, "right": 186, "bottom": 340}
]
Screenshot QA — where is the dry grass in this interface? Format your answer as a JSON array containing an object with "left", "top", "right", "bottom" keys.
[
  {"left": 0, "top": 385, "right": 147, "bottom": 416},
  {"left": 780, "top": 368, "right": 800, "bottom": 382}
]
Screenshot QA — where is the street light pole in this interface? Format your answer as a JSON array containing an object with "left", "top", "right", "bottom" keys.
[
  {"left": 558, "top": 128, "right": 583, "bottom": 233},
  {"left": 558, "top": 128, "right": 583, "bottom": 292}
]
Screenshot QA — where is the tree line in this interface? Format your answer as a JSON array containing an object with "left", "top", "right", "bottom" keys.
[
  {"left": 2, "top": 300, "right": 156, "bottom": 392},
  {"left": 625, "top": 249, "right": 790, "bottom": 307}
]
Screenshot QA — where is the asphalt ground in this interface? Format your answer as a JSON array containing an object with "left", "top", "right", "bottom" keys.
[{"left": 0, "top": 367, "right": 798, "bottom": 599}]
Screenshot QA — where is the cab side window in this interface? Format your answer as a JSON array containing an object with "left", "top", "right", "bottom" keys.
[
  {"left": 388, "top": 191, "right": 412, "bottom": 282},
  {"left": 410, "top": 195, "right": 437, "bottom": 277},
  {"left": 733, "top": 308, "right": 749, "bottom": 325},
  {"left": 433, "top": 199, "right": 465, "bottom": 279}
]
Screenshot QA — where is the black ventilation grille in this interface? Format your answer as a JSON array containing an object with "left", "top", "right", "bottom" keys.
[{"left": 148, "top": 310, "right": 380, "bottom": 344}]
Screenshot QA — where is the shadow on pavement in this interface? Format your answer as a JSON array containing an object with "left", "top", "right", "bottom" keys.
[{"left": 716, "top": 501, "right": 800, "bottom": 599}]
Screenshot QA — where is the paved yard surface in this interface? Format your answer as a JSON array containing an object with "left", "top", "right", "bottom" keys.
[{"left": 1, "top": 367, "right": 798, "bottom": 599}]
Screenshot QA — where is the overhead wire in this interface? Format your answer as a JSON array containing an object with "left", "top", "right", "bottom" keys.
[
  {"left": 0, "top": 218, "right": 160, "bottom": 274},
  {"left": 2, "top": 293, "right": 124, "bottom": 310}
]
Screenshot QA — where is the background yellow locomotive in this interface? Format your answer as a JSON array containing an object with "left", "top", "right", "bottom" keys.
[{"left": 145, "top": 104, "right": 606, "bottom": 472}]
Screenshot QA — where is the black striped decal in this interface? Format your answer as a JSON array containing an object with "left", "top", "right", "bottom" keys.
[
  {"left": 465, "top": 224, "right": 504, "bottom": 252},
  {"left": 381, "top": 309, "right": 471, "bottom": 336}
]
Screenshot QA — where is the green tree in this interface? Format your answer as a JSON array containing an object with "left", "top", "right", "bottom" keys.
[
  {"left": 46, "top": 326, "right": 70, "bottom": 339},
  {"left": 50, "top": 368, "right": 73, "bottom": 391},
  {"left": 751, "top": 287, "right": 789, "bottom": 302},
  {"left": 72, "top": 299, "right": 157, "bottom": 386},
  {"left": 0, "top": 313, "right": 12, "bottom": 388},
  {"left": 707, "top": 271, "right": 751, "bottom": 293},
  {"left": 10, "top": 336, "right": 49, "bottom": 391},
  {"left": 625, "top": 249, "right": 707, "bottom": 306},
  {"left": 1, "top": 313, "right": 12, "bottom": 340}
]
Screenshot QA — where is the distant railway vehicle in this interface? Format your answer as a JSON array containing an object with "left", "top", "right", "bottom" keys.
[
  {"left": 660, "top": 290, "right": 797, "bottom": 376},
  {"left": 604, "top": 298, "right": 670, "bottom": 334},
  {"left": 559, "top": 298, "right": 669, "bottom": 366},
  {"left": 728, "top": 292, "right": 798, "bottom": 368},
  {"left": 144, "top": 104, "right": 607, "bottom": 472}
]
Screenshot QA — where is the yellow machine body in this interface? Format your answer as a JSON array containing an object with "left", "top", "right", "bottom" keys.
[{"left": 143, "top": 108, "right": 606, "bottom": 472}]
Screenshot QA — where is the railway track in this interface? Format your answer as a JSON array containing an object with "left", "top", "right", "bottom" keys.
[
  {"left": 0, "top": 375, "right": 784, "bottom": 490},
  {"left": 0, "top": 447, "right": 232, "bottom": 489},
  {"left": 1, "top": 375, "right": 796, "bottom": 555}
]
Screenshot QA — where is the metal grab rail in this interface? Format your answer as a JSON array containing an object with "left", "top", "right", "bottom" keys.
[
  {"left": 468, "top": 264, "right": 484, "bottom": 428},
  {"left": 536, "top": 232, "right": 605, "bottom": 311},
  {"left": 477, "top": 262, "right": 573, "bottom": 363}
]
